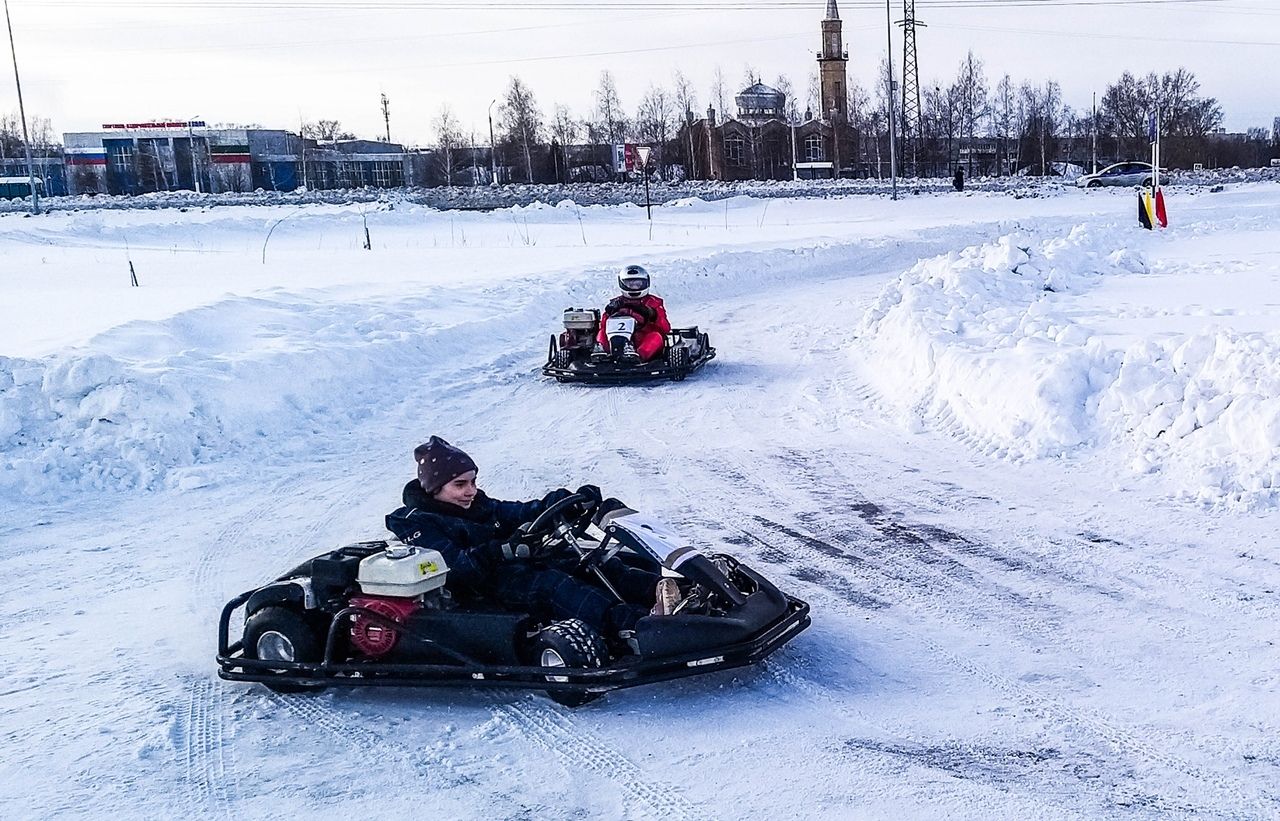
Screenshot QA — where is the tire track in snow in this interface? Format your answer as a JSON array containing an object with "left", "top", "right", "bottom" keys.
[
  {"left": 715, "top": 466, "right": 1275, "bottom": 818},
  {"left": 491, "top": 699, "right": 708, "bottom": 821},
  {"left": 636, "top": 419, "right": 1270, "bottom": 818},
  {"left": 270, "top": 691, "right": 547, "bottom": 818}
]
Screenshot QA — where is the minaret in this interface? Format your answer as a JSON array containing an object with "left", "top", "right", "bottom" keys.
[{"left": 818, "top": 0, "right": 848, "bottom": 122}]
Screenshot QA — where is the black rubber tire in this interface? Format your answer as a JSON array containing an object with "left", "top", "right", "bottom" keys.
[
  {"left": 528, "top": 618, "right": 608, "bottom": 707},
  {"left": 243, "top": 606, "right": 327, "bottom": 694},
  {"left": 1086, "top": 180, "right": 1100, "bottom": 188},
  {"left": 553, "top": 347, "right": 574, "bottom": 370},
  {"left": 1142, "top": 177, "right": 1154, "bottom": 188},
  {"left": 667, "top": 345, "right": 691, "bottom": 382}
]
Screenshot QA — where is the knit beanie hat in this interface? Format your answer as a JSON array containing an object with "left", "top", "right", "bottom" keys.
[{"left": 414, "top": 436, "right": 479, "bottom": 493}]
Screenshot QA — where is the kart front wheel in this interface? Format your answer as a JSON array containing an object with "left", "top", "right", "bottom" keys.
[
  {"left": 244, "top": 606, "right": 327, "bottom": 694},
  {"left": 529, "top": 619, "right": 607, "bottom": 707}
]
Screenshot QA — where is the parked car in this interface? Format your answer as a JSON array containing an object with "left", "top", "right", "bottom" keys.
[{"left": 1076, "top": 162, "right": 1163, "bottom": 188}]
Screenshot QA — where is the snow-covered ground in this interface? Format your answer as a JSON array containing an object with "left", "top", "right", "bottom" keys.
[{"left": 2, "top": 181, "right": 1279, "bottom": 819}]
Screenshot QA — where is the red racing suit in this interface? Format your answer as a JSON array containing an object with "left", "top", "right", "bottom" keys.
[{"left": 597, "top": 294, "right": 671, "bottom": 362}]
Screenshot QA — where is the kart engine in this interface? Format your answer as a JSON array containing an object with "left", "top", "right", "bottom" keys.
[
  {"left": 349, "top": 595, "right": 420, "bottom": 657},
  {"left": 349, "top": 544, "right": 451, "bottom": 657},
  {"left": 559, "top": 307, "right": 600, "bottom": 350}
]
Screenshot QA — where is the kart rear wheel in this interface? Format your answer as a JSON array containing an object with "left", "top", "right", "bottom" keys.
[
  {"left": 529, "top": 619, "right": 607, "bottom": 707},
  {"left": 553, "top": 347, "right": 574, "bottom": 370},
  {"left": 244, "top": 606, "right": 327, "bottom": 694},
  {"left": 667, "top": 345, "right": 691, "bottom": 382}
]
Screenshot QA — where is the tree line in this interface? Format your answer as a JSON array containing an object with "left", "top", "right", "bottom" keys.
[{"left": 4, "top": 56, "right": 1275, "bottom": 187}]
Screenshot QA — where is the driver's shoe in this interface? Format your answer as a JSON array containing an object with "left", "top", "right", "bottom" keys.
[
  {"left": 620, "top": 341, "right": 641, "bottom": 363},
  {"left": 650, "top": 578, "right": 681, "bottom": 616},
  {"left": 590, "top": 343, "right": 609, "bottom": 362}
]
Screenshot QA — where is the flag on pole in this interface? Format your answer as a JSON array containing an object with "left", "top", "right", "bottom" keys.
[
  {"left": 1138, "top": 190, "right": 1153, "bottom": 230},
  {"left": 1155, "top": 188, "right": 1168, "bottom": 228},
  {"left": 1147, "top": 112, "right": 1157, "bottom": 144}
]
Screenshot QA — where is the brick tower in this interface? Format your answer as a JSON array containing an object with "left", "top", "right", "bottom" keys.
[{"left": 818, "top": 0, "right": 849, "bottom": 122}]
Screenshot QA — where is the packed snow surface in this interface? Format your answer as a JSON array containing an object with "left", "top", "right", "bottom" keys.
[{"left": 2, "top": 181, "right": 1279, "bottom": 819}]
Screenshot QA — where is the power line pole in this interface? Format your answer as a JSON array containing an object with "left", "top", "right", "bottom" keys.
[
  {"left": 896, "top": 0, "right": 925, "bottom": 177},
  {"left": 1091, "top": 91, "right": 1098, "bottom": 173},
  {"left": 4, "top": 0, "right": 38, "bottom": 214},
  {"left": 381, "top": 93, "right": 391, "bottom": 143},
  {"left": 884, "top": 0, "right": 898, "bottom": 200},
  {"left": 487, "top": 98, "right": 498, "bottom": 186}
]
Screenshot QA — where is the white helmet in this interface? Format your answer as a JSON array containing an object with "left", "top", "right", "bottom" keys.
[{"left": 618, "top": 264, "right": 650, "bottom": 298}]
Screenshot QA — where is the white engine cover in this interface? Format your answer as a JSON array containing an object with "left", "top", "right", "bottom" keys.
[{"left": 357, "top": 545, "right": 449, "bottom": 597}]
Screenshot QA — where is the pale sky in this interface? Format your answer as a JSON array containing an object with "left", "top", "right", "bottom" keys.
[{"left": 5, "top": 0, "right": 1278, "bottom": 146}]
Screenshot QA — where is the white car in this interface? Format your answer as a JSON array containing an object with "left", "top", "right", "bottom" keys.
[{"left": 1076, "top": 162, "right": 1162, "bottom": 188}]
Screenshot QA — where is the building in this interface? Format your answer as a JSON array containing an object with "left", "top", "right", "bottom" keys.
[
  {"left": 681, "top": 0, "right": 857, "bottom": 181},
  {"left": 0, "top": 155, "right": 67, "bottom": 196},
  {"left": 64, "top": 121, "right": 416, "bottom": 195}
]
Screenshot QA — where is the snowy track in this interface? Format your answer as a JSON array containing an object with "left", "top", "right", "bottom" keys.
[{"left": 4, "top": 188, "right": 1280, "bottom": 819}]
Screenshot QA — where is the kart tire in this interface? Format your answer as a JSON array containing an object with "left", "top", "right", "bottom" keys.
[
  {"left": 529, "top": 619, "right": 607, "bottom": 707},
  {"left": 553, "top": 347, "right": 574, "bottom": 370},
  {"left": 667, "top": 345, "right": 691, "bottom": 382},
  {"left": 244, "top": 606, "right": 327, "bottom": 694}
]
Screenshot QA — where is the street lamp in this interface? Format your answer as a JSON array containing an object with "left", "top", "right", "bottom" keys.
[
  {"left": 4, "top": 0, "right": 38, "bottom": 214},
  {"left": 487, "top": 98, "right": 498, "bottom": 186},
  {"left": 635, "top": 145, "right": 653, "bottom": 220}
]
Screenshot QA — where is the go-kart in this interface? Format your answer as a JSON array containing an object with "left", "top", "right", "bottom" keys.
[
  {"left": 216, "top": 495, "right": 808, "bottom": 706},
  {"left": 543, "top": 307, "right": 715, "bottom": 383}
]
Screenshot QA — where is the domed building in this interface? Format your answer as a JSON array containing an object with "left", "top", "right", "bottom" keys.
[{"left": 681, "top": 0, "right": 859, "bottom": 181}]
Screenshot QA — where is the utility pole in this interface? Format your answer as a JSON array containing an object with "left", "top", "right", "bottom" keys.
[
  {"left": 187, "top": 117, "right": 202, "bottom": 193},
  {"left": 4, "top": 0, "right": 38, "bottom": 214},
  {"left": 896, "top": 0, "right": 925, "bottom": 176},
  {"left": 1091, "top": 92, "right": 1098, "bottom": 173},
  {"left": 884, "top": 0, "right": 898, "bottom": 200},
  {"left": 381, "top": 93, "right": 391, "bottom": 143},
  {"left": 487, "top": 98, "right": 498, "bottom": 186}
]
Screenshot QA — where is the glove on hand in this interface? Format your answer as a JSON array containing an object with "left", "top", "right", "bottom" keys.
[
  {"left": 574, "top": 484, "right": 603, "bottom": 512},
  {"left": 606, "top": 298, "right": 625, "bottom": 315},
  {"left": 498, "top": 523, "right": 545, "bottom": 561},
  {"left": 637, "top": 304, "right": 657, "bottom": 322}
]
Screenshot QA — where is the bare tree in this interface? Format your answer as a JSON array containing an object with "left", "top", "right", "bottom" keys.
[
  {"left": 591, "top": 70, "right": 629, "bottom": 146},
  {"left": 990, "top": 74, "right": 1017, "bottom": 175},
  {"left": 953, "top": 51, "right": 989, "bottom": 175},
  {"left": 499, "top": 75, "right": 544, "bottom": 183},
  {"left": 672, "top": 69, "right": 698, "bottom": 118},
  {"left": 550, "top": 103, "right": 580, "bottom": 183},
  {"left": 672, "top": 70, "right": 698, "bottom": 179},
  {"left": 774, "top": 74, "right": 799, "bottom": 123},
  {"left": 635, "top": 84, "right": 676, "bottom": 178},
  {"left": 302, "top": 119, "right": 356, "bottom": 141},
  {"left": 433, "top": 104, "right": 464, "bottom": 185},
  {"left": 710, "top": 65, "right": 728, "bottom": 121}
]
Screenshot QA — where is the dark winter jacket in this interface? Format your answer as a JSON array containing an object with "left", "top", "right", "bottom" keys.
[{"left": 384, "top": 480, "right": 573, "bottom": 592}]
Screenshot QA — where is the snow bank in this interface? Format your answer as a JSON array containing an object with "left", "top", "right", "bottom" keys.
[{"left": 857, "top": 225, "right": 1280, "bottom": 507}]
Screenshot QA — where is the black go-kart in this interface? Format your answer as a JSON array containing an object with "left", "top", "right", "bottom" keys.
[
  {"left": 217, "top": 494, "right": 809, "bottom": 707},
  {"left": 543, "top": 307, "right": 715, "bottom": 383}
]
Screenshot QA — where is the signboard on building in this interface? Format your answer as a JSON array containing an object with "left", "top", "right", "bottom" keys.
[{"left": 102, "top": 121, "right": 206, "bottom": 130}]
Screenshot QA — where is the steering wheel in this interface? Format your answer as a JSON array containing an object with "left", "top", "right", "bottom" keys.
[
  {"left": 523, "top": 493, "right": 588, "bottom": 539},
  {"left": 519, "top": 493, "right": 609, "bottom": 565}
]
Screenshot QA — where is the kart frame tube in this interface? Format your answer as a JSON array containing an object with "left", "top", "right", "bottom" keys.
[{"left": 217, "top": 590, "right": 810, "bottom": 697}]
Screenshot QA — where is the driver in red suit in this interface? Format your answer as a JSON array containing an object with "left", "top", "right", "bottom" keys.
[{"left": 592, "top": 264, "right": 671, "bottom": 363}]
